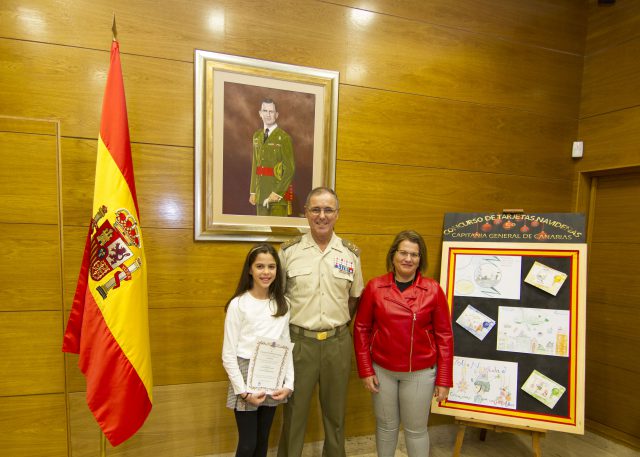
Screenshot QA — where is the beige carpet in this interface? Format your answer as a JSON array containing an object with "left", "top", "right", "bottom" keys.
[{"left": 206, "top": 424, "right": 639, "bottom": 457}]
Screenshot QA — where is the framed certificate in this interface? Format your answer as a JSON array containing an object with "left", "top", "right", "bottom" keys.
[{"left": 246, "top": 337, "right": 293, "bottom": 393}]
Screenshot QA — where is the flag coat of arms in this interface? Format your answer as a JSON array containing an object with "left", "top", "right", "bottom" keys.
[{"left": 63, "top": 39, "right": 153, "bottom": 447}]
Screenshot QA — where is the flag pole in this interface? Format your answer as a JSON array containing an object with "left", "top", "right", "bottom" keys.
[
  {"left": 102, "top": 17, "right": 118, "bottom": 457},
  {"left": 112, "top": 13, "right": 117, "bottom": 41},
  {"left": 100, "top": 16, "right": 117, "bottom": 457}
]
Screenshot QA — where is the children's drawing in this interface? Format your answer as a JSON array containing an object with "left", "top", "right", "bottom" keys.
[
  {"left": 524, "top": 261, "right": 568, "bottom": 296},
  {"left": 497, "top": 306, "right": 570, "bottom": 357},
  {"left": 521, "top": 370, "right": 566, "bottom": 409},
  {"left": 456, "top": 305, "right": 496, "bottom": 341},
  {"left": 453, "top": 255, "right": 522, "bottom": 299},
  {"left": 449, "top": 356, "right": 518, "bottom": 410}
]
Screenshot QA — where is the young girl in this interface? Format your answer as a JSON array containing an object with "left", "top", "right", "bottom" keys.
[{"left": 222, "top": 243, "right": 294, "bottom": 457}]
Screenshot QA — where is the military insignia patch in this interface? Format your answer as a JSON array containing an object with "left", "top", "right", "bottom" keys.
[
  {"left": 334, "top": 257, "right": 354, "bottom": 275},
  {"left": 281, "top": 236, "right": 302, "bottom": 250}
]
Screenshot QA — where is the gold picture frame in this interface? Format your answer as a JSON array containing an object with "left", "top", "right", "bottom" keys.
[{"left": 194, "top": 50, "right": 339, "bottom": 241}]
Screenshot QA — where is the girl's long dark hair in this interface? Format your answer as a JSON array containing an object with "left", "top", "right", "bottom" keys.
[{"left": 224, "top": 243, "right": 288, "bottom": 317}]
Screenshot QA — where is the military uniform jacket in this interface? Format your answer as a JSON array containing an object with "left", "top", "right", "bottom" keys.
[
  {"left": 250, "top": 126, "right": 294, "bottom": 204},
  {"left": 279, "top": 232, "right": 364, "bottom": 330}
]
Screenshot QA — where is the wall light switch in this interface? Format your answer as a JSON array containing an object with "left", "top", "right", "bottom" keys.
[{"left": 572, "top": 141, "right": 583, "bottom": 158}]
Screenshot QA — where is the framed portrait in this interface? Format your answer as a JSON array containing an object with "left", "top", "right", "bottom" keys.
[{"left": 194, "top": 50, "right": 339, "bottom": 241}]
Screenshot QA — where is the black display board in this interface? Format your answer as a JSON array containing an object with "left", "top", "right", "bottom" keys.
[{"left": 432, "top": 213, "right": 587, "bottom": 434}]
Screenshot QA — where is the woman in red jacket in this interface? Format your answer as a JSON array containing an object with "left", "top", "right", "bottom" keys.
[{"left": 354, "top": 230, "right": 453, "bottom": 457}]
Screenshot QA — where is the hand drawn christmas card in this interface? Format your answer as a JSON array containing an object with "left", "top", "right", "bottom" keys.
[
  {"left": 449, "top": 356, "right": 518, "bottom": 410},
  {"left": 496, "top": 306, "right": 570, "bottom": 357},
  {"left": 524, "top": 261, "right": 567, "bottom": 296},
  {"left": 456, "top": 305, "right": 496, "bottom": 341},
  {"left": 454, "top": 254, "right": 522, "bottom": 300},
  {"left": 521, "top": 370, "right": 566, "bottom": 409}
]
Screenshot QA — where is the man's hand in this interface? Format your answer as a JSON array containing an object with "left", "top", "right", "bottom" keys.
[{"left": 249, "top": 194, "right": 256, "bottom": 205}]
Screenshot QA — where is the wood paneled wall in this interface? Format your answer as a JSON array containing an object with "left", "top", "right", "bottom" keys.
[
  {"left": 1, "top": 1, "right": 587, "bottom": 455},
  {"left": 576, "top": 0, "right": 640, "bottom": 449}
]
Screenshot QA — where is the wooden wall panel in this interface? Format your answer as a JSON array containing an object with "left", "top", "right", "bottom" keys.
[
  {"left": 332, "top": 13, "right": 581, "bottom": 117},
  {"left": 62, "top": 227, "right": 87, "bottom": 311},
  {"left": 0, "top": 117, "right": 57, "bottom": 135},
  {"left": 338, "top": 86, "right": 577, "bottom": 180},
  {"left": 581, "top": 36, "right": 640, "bottom": 117},
  {"left": 585, "top": 362, "right": 640, "bottom": 440},
  {"left": 588, "top": 242, "right": 640, "bottom": 306},
  {"left": 586, "top": 299, "right": 640, "bottom": 370},
  {"left": 149, "top": 307, "right": 225, "bottom": 386},
  {"left": 61, "top": 138, "right": 193, "bottom": 229},
  {"left": 582, "top": 173, "right": 640, "bottom": 447},
  {"left": 335, "top": 0, "right": 586, "bottom": 54},
  {"left": 0, "top": 132, "right": 58, "bottom": 224},
  {"left": 336, "top": 161, "right": 573, "bottom": 236},
  {"left": 64, "top": 351, "right": 86, "bottom": 394},
  {"left": 591, "top": 173, "right": 640, "bottom": 242},
  {"left": 0, "top": 224, "right": 61, "bottom": 311},
  {"left": 0, "top": 1, "right": 582, "bottom": 118},
  {"left": 142, "top": 230, "right": 250, "bottom": 309},
  {"left": 0, "top": 394, "right": 68, "bottom": 457},
  {"left": 578, "top": 2, "right": 640, "bottom": 445},
  {"left": 586, "top": 0, "right": 640, "bottom": 54},
  {"left": 0, "top": 39, "right": 192, "bottom": 146},
  {"left": 577, "top": 106, "right": 640, "bottom": 172},
  {"left": 0, "top": 311, "right": 65, "bottom": 395},
  {"left": 67, "top": 391, "right": 104, "bottom": 457},
  {"left": 2, "top": 0, "right": 587, "bottom": 57}
]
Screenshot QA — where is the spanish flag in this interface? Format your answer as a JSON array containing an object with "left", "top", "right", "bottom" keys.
[{"left": 63, "top": 39, "right": 153, "bottom": 446}]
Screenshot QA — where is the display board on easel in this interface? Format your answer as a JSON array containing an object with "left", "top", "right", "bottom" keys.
[{"left": 432, "top": 212, "right": 587, "bottom": 435}]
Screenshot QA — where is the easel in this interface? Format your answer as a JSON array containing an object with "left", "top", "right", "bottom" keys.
[{"left": 452, "top": 418, "right": 546, "bottom": 457}]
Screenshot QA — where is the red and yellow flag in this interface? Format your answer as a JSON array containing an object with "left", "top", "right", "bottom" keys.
[{"left": 63, "top": 40, "right": 153, "bottom": 447}]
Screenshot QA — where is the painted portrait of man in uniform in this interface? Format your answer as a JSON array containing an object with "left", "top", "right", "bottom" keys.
[
  {"left": 194, "top": 50, "right": 338, "bottom": 241},
  {"left": 221, "top": 83, "right": 315, "bottom": 218}
]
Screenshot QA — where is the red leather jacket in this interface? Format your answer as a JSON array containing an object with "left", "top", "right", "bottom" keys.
[{"left": 354, "top": 272, "right": 454, "bottom": 387}]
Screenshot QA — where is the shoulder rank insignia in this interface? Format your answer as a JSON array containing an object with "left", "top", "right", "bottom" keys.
[
  {"left": 280, "top": 235, "right": 302, "bottom": 250},
  {"left": 341, "top": 239, "right": 360, "bottom": 257}
]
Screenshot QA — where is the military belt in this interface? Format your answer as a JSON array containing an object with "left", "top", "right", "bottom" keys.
[{"left": 290, "top": 323, "right": 349, "bottom": 341}]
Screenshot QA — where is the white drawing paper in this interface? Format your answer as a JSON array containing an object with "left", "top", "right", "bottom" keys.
[
  {"left": 497, "top": 306, "right": 570, "bottom": 357},
  {"left": 454, "top": 255, "right": 522, "bottom": 300},
  {"left": 524, "top": 261, "right": 568, "bottom": 296},
  {"left": 456, "top": 305, "right": 496, "bottom": 341},
  {"left": 449, "top": 356, "right": 518, "bottom": 410},
  {"left": 521, "top": 370, "right": 566, "bottom": 409}
]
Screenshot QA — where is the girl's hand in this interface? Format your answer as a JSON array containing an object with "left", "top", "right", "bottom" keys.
[
  {"left": 362, "top": 375, "right": 379, "bottom": 393},
  {"left": 244, "top": 391, "right": 267, "bottom": 406},
  {"left": 433, "top": 386, "right": 450, "bottom": 402},
  {"left": 270, "top": 387, "right": 292, "bottom": 401}
]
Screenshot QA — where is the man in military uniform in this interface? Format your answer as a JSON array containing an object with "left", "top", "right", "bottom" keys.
[
  {"left": 249, "top": 98, "right": 295, "bottom": 216},
  {"left": 277, "top": 187, "right": 364, "bottom": 457}
]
